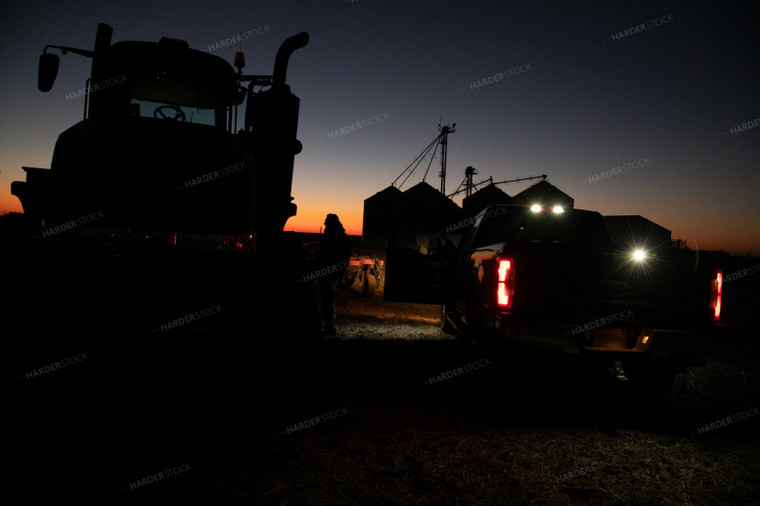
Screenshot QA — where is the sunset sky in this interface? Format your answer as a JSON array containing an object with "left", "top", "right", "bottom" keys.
[{"left": 1, "top": 0, "right": 758, "bottom": 254}]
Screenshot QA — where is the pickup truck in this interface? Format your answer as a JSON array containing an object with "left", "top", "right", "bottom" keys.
[{"left": 384, "top": 204, "right": 724, "bottom": 393}]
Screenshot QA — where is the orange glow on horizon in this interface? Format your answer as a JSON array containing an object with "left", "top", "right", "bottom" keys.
[
  {"left": 1, "top": 191, "right": 756, "bottom": 253},
  {"left": 285, "top": 207, "right": 363, "bottom": 236},
  {"left": 1, "top": 193, "right": 364, "bottom": 235},
  {"left": 0, "top": 194, "right": 23, "bottom": 215}
]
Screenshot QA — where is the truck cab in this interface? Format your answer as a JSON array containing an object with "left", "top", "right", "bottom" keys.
[{"left": 384, "top": 203, "right": 724, "bottom": 392}]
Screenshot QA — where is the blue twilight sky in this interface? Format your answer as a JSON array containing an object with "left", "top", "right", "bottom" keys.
[{"left": 0, "top": 0, "right": 758, "bottom": 253}]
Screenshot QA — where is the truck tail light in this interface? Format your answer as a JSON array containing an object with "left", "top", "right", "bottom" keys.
[
  {"left": 497, "top": 258, "right": 515, "bottom": 309},
  {"left": 710, "top": 269, "right": 722, "bottom": 321}
]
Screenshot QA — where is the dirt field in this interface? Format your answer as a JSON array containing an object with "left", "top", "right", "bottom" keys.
[{"left": 10, "top": 287, "right": 760, "bottom": 505}]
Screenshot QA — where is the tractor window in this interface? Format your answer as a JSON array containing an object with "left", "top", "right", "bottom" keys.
[
  {"left": 129, "top": 97, "right": 217, "bottom": 126},
  {"left": 127, "top": 75, "right": 228, "bottom": 127}
]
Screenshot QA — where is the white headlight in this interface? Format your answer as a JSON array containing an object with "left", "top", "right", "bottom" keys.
[{"left": 632, "top": 249, "right": 646, "bottom": 262}]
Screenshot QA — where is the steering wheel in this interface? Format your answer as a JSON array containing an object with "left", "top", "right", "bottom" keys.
[{"left": 153, "top": 105, "right": 186, "bottom": 122}]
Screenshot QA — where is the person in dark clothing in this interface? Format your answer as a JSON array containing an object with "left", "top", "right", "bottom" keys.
[{"left": 316, "top": 214, "right": 352, "bottom": 334}]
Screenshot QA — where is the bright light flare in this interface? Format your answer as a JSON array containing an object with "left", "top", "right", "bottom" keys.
[
  {"left": 530, "top": 204, "right": 542, "bottom": 212},
  {"left": 552, "top": 205, "right": 564, "bottom": 214},
  {"left": 632, "top": 249, "right": 647, "bottom": 262}
]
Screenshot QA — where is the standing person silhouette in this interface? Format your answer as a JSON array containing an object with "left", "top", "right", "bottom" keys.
[{"left": 316, "top": 214, "right": 352, "bottom": 335}]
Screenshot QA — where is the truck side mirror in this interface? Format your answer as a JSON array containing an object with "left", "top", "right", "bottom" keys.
[{"left": 38, "top": 53, "right": 60, "bottom": 92}]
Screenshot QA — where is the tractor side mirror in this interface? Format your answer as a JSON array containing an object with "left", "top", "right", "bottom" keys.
[{"left": 38, "top": 53, "right": 60, "bottom": 92}]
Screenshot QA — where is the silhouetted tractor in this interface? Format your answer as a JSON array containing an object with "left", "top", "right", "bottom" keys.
[{"left": 3, "top": 23, "right": 320, "bottom": 373}]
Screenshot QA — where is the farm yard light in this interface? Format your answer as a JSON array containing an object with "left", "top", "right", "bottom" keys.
[{"left": 632, "top": 249, "right": 647, "bottom": 262}]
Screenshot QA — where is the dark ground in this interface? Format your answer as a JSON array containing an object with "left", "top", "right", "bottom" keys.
[{"left": 8, "top": 282, "right": 760, "bottom": 505}]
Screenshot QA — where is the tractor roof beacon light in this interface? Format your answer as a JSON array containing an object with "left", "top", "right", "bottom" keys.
[{"left": 234, "top": 52, "right": 245, "bottom": 71}]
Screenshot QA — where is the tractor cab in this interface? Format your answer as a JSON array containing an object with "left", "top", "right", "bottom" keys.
[{"left": 23, "top": 23, "right": 307, "bottom": 245}]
